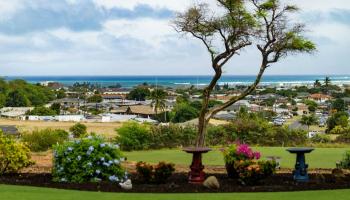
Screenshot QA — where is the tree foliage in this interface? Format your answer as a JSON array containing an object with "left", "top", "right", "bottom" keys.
[{"left": 127, "top": 87, "right": 150, "bottom": 101}]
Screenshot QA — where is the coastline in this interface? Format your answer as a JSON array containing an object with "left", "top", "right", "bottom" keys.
[{"left": 2, "top": 75, "right": 350, "bottom": 88}]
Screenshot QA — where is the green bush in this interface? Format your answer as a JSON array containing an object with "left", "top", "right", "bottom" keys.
[
  {"left": 337, "top": 151, "right": 350, "bottom": 169},
  {"left": 116, "top": 122, "right": 197, "bottom": 151},
  {"left": 335, "top": 133, "right": 350, "bottom": 143},
  {"left": 310, "top": 134, "right": 331, "bottom": 144},
  {"left": 21, "top": 129, "right": 69, "bottom": 152},
  {"left": 136, "top": 161, "right": 175, "bottom": 184},
  {"left": 149, "top": 124, "right": 196, "bottom": 148},
  {"left": 206, "top": 125, "right": 230, "bottom": 146},
  {"left": 116, "top": 122, "right": 152, "bottom": 151},
  {"left": 69, "top": 123, "right": 87, "bottom": 138},
  {"left": 52, "top": 136, "right": 126, "bottom": 183},
  {"left": 0, "top": 132, "right": 34, "bottom": 174}
]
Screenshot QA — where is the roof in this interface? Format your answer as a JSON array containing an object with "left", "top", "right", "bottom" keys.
[
  {"left": 128, "top": 105, "right": 157, "bottom": 115},
  {"left": 111, "top": 105, "right": 158, "bottom": 115},
  {"left": 309, "top": 93, "right": 332, "bottom": 99},
  {"left": 0, "top": 107, "right": 34, "bottom": 117},
  {"left": 52, "top": 98, "right": 83, "bottom": 103},
  {"left": 101, "top": 94, "right": 123, "bottom": 99}
]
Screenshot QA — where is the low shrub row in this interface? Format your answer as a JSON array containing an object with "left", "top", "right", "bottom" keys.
[
  {"left": 21, "top": 129, "right": 69, "bottom": 152},
  {"left": 136, "top": 161, "right": 175, "bottom": 184},
  {"left": 115, "top": 122, "right": 196, "bottom": 151},
  {"left": 115, "top": 119, "right": 308, "bottom": 151}
]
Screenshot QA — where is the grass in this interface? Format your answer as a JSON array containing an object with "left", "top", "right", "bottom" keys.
[
  {"left": 1, "top": 184, "right": 350, "bottom": 200},
  {"left": 125, "top": 147, "right": 350, "bottom": 168}
]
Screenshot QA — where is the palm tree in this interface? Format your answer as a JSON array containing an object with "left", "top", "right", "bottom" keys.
[
  {"left": 324, "top": 76, "right": 331, "bottom": 87},
  {"left": 324, "top": 76, "right": 331, "bottom": 94},
  {"left": 150, "top": 89, "right": 167, "bottom": 120},
  {"left": 299, "top": 114, "right": 318, "bottom": 130},
  {"left": 314, "top": 79, "right": 321, "bottom": 88}
]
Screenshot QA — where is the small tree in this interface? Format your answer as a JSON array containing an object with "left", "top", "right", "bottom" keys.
[
  {"left": 174, "top": 0, "right": 316, "bottom": 147},
  {"left": 299, "top": 114, "right": 318, "bottom": 130},
  {"left": 69, "top": 123, "right": 87, "bottom": 138}
]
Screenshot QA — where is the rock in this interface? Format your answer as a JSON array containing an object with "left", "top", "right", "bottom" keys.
[
  {"left": 203, "top": 176, "right": 220, "bottom": 189},
  {"left": 332, "top": 168, "right": 345, "bottom": 178},
  {"left": 119, "top": 179, "right": 132, "bottom": 190}
]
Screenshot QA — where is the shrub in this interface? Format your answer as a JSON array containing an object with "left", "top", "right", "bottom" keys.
[
  {"left": 52, "top": 136, "right": 126, "bottom": 183},
  {"left": 0, "top": 132, "right": 34, "bottom": 174},
  {"left": 310, "top": 134, "right": 331, "bottom": 144},
  {"left": 69, "top": 123, "right": 87, "bottom": 138},
  {"left": 335, "top": 133, "right": 350, "bottom": 143},
  {"left": 330, "top": 126, "right": 350, "bottom": 135},
  {"left": 206, "top": 125, "right": 230, "bottom": 146},
  {"left": 337, "top": 151, "right": 350, "bottom": 169},
  {"left": 234, "top": 160, "right": 276, "bottom": 185},
  {"left": 136, "top": 161, "right": 153, "bottom": 183},
  {"left": 154, "top": 162, "right": 175, "bottom": 184},
  {"left": 223, "top": 144, "right": 261, "bottom": 178},
  {"left": 22, "top": 129, "right": 69, "bottom": 152},
  {"left": 149, "top": 124, "right": 196, "bottom": 149},
  {"left": 136, "top": 161, "right": 175, "bottom": 184},
  {"left": 116, "top": 122, "right": 152, "bottom": 151},
  {"left": 116, "top": 123, "right": 197, "bottom": 151}
]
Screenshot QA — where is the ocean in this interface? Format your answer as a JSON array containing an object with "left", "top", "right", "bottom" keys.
[{"left": 3, "top": 75, "right": 350, "bottom": 88}]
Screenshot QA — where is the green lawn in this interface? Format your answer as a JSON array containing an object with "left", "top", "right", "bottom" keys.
[
  {"left": 125, "top": 147, "right": 350, "bottom": 168},
  {"left": 1, "top": 185, "right": 350, "bottom": 200}
]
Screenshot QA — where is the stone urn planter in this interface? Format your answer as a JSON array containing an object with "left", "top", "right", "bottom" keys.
[{"left": 183, "top": 147, "right": 211, "bottom": 184}]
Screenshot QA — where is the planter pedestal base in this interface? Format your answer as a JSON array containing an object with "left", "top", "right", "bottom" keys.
[{"left": 183, "top": 147, "right": 211, "bottom": 184}]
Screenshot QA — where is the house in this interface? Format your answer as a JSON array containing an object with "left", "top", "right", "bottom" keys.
[
  {"left": 56, "top": 115, "right": 85, "bottom": 122},
  {"left": 101, "top": 94, "right": 124, "bottom": 103},
  {"left": 51, "top": 98, "right": 84, "bottom": 108},
  {"left": 308, "top": 93, "right": 332, "bottom": 103},
  {"left": 101, "top": 114, "right": 137, "bottom": 122},
  {"left": 0, "top": 107, "right": 34, "bottom": 119},
  {"left": 224, "top": 100, "right": 251, "bottom": 112},
  {"left": 112, "top": 105, "right": 158, "bottom": 118}
]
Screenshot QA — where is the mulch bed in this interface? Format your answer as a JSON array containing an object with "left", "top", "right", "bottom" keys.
[{"left": 1, "top": 172, "right": 350, "bottom": 193}]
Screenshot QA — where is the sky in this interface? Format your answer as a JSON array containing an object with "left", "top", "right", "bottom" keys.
[{"left": 0, "top": 0, "right": 349, "bottom": 76}]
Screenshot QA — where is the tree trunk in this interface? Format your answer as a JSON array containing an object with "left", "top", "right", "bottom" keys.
[{"left": 196, "top": 89, "right": 211, "bottom": 147}]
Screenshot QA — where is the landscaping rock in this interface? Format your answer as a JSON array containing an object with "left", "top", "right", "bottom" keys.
[
  {"left": 119, "top": 179, "right": 132, "bottom": 190},
  {"left": 203, "top": 176, "right": 220, "bottom": 189}
]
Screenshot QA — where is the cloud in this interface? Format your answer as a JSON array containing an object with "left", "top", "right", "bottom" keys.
[
  {"left": 0, "top": 0, "right": 349, "bottom": 76},
  {"left": 0, "top": 0, "right": 173, "bottom": 34}
]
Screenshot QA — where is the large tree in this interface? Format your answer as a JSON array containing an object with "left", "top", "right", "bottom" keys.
[{"left": 174, "top": 0, "right": 316, "bottom": 147}]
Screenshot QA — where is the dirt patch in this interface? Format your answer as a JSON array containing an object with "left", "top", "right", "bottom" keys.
[
  {"left": 1, "top": 172, "right": 350, "bottom": 193},
  {"left": 0, "top": 118, "right": 121, "bottom": 137}
]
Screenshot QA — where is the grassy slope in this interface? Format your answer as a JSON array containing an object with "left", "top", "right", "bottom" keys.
[
  {"left": 1, "top": 185, "right": 350, "bottom": 200},
  {"left": 125, "top": 147, "right": 350, "bottom": 168}
]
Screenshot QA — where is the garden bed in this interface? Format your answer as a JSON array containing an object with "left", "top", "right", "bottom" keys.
[{"left": 1, "top": 172, "right": 350, "bottom": 193}]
